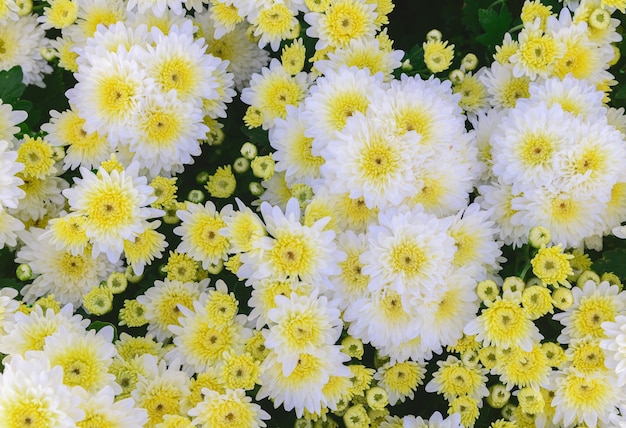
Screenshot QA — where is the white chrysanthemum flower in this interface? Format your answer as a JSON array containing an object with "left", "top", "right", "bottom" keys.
[
  {"left": 15, "top": 227, "right": 115, "bottom": 306},
  {"left": 137, "top": 278, "right": 209, "bottom": 342},
  {"left": 71, "top": 0, "right": 126, "bottom": 44},
  {"left": 221, "top": 197, "right": 266, "bottom": 254},
  {"left": 33, "top": 325, "right": 118, "bottom": 393},
  {"left": 606, "top": 106, "right": 626, "bottom": 137},
  {"left": 361, "top": 205, "right": 455, "bottom": 296},
  {"left": 601, "top": 315, "right": 626, "bottom": 388},
  {"left": 270, "top": 105, "right": 325, "bottom": 187},
  {"left": 490, "top": 103, "right": 575, "bottom": 195},
  {"left": 75, "top": 21, "right": 150, "bottom": 64},
  {"left": 76, "top": 384, "right": 148, "bottom": 427},
  {"left": 304, "top": 0, "right": 377, "bottom": 50},
  {"left": 256, "top": 346, "right": 351, "bottom": 418},
  {"left": 555, "top": 117, "right": 626, "bottom": 200},
  {"left": 189, "top": 388, "right": 270, "bottom": 428},
  {"left": 247, "top": 277, "right": 313, "bottom": 329},
  {"left": 0, "top": 287, "right": 19, "bottom": 336},
  {"left": 264, "top": 291, "right": 343, "bottom": 375},
  {"left": 0, "top": 101, "right": 27, "bottom": 142},
  {"left": 241, "top": 58, "right": 309, "bottom": 129},
  {"left": 550, "top": 366, "right": 620, "bottom": 427},
  {"left": 374, "top": 360, "right": 426, "bottom": 405},
  {"left": 328, "top": 230, "right": 370, "bottom": 309},
  {"left": 0, "top": 14, "right": 53, "bottom": 87},
  {"left": 238, "top": 199, "right": 343, "bottom": 286},
  {"left": 425, "top": 355, "right": 489, "bottom": 402},
  {"left": 314, "top": 36, "right": 404, "bottom": 81},
  {"left": 0, "top": 354, "right": 85, "bottom": 427},
  {"left": 9, "top": 174, "right": 68, "bottom": 222},
  {"left": 126, "top": 0, "right": 185, "bottom": 16},
  {"left": 248, "top": 2, "right": 300, "bottom": 51},
  {"left": 302, "top": 66, "right": 386, "bottom": 151},
  {"left": 510, "top": 17, "right": 564, "bottom": 80},
  {"left": 343, "top": 286, "right": 421, "bottom": 350},
  {"left": 547, "top": 8, "right": 615, "bottom": 84},
  {"left": 554, "top": 280, "right": 626, "bottom": 344},
  {"left": 0, "top": 139, "right": 24, "bottom": 210},
  {"left": 166, "top": 295, "right": 250, "bottom": 375},
  {"left": 511, "top": 186, "right": 602, "bottom": 249},
  {"left": 526, "top": 75, "right": 606, "bottom": 119},
  {"left": 40, "top": 108, "right": 111, "bottom": 171},
  {"left": 62, "top": 163, "right": 162, "bottom": 263},
  {"left": 202, "top": 58, "right": 236, "bottom": 119},
  {"left": 0, "top": 304, "right": 89, "bottom": 359},
  {"left": 401, "top": 412, "right": 463, "bottom": 428},
  {"left": 174, "top": 201, "right": 232, "bottom": 269},
  {"left": 66, "top": 48, "right": 151, "bottom": 143},
  {"left": 368, "top": 73, "right": 464, "bottom": 148},
  {"left": 446, "top": 203, "right": 503, "bottom": 279},
  {"left": 320, "top": 112, "right": 419, "bottom": 209},
  {"left": 120, "top": 89, "right": 208, "bottom": 178},
  {"left": 464, "top": 290, "right": 543, "bottom": 352},
  {"left": 0, "top": 0, "right": 19, "bottom": 23},
  {"left": 131, "top": 355, "right": 191, "bottom": 427},
  {"left": 193, "top": 15, "right": 270, "bottom": 90},
  {"left": 138, "top": 20, "right": 221, "bottom": 103},
  {"left": 415, "top": 269, "right": 480, "bottom": 354},
  {"left": 476, "top": 179, "right": 527, "bottom": 247},
  {"left": 405, "top": 150, "right": 476, "bottom": 218},
  {"left": 479, "top": 61, "right": 531, "bottom": 109}
]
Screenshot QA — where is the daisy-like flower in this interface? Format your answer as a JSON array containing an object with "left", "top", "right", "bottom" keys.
[
  {"left": 67, "top": 48, "right": 149, "bottom": 143},
  {"left": 511, "top": 186, "right": 602, "bottom": 249},
  {"left": 123, "top": 219, "right": 168, "bottom": 275},
  {"left": 126, "top": 0, "right": 185, "bottom": 16},
  {"left": 221, "top": 198, "right": 266, "bottom": 254},
  {"left": 0, "top": 101, "right": 27, "bottom": 142},
  {"left": 34, "top": 325, "right": 118, "bottom": 393},
  {"left": 601, "top": 315, "right": 626, "bottom": 387},
  {"left": 62, "top": 163, "right": 162, "bottom": 263},
  {"left": 361, "top": 205, "right": 456, "bottom": 296},
  {"left": 423, "top": 39, "right": 455, "bottom": 74},
  {"left": 166, "top": 294, "right": 251, "bottom": 375},
  {"left": 264, "top": 291, "right": 343, "bottom": 375},
  {"left": 0, "top": 139, "right": 25, "bottom": 211},
  {"left": 425, "top": 355, "right": 489, "bottom": 401},
  {"left": 247, "top": 277, "right": 313, "bottom": 329},
  {"left": 304, "top": 0, "right": 378, "bottom": 50},
  {"left": 320, "top": 112, "right": 418, "bottom": 209},
  {"left": 0, "top": 14, "right": 53, "bottom": 87},
  {"left": 131, "top": 356, "right": 191, "bottom": 427},
  {"left": 374, "top": 360, "right": 426, "bottom": 405},
  {"left": 241, "top": 58, "right": 309, "bottom": 129},
  {"left": 479, "top": 61, "right": 530, "bottom": 109},
  {"left": 0, "top": 287, "right": 19, "bottom": 336},
  {"left": 121, "top": 88, "right": 208, "bottom": 179},
  {"left": 193, "top": 16, "right": 270, "bottom": 90},
  {"left": 74, "top": 21, "right": 151, "bottom": 64},
  {"left": 256, "top": 346, "right": 351, "bottom": 417},
  {"left": 137, "top": 278, "right": 209, "bottom": 342},
  {"left": 0, "top": 304, "right": 89, "bottom": 359},
  {"left": 41, "top": 108, "right": 111, "bottom": 171},
  {"left": 531, "top": 244, "right": 574, "bottom": 288},
  {"left": 0, "top": 210, "right": 23, "bottom": 249},
  {"left": 446, "top": 203, "right": 503, "bottom": 279},
  {"left": 270, "top": 105, "right": 325, "bottom": 186},
  {"left": 189, "top": 388, "right": 270, "bottom": 427},
  {"left": 15, "top": 227, "right": 115, "bottom": 307},
  {"left": 76, "top": 385, "right": 148, "bottom": 427},
  {"left": 328, "top": 230, "right": 370, "bottom": 308},
  {"left": 493, "top": 343, "right": 551, "bottom": 390},
  {"left": 526, "top": 75, "right": 606, "bottom": 120},
  {"left": 38, "top": 0, "right": 79, "bottom": 30},
  {"left": 510, "top": 17, "right": 564, "bottom": 80},
  {"left": 0, "top": 354, "right": 85, "bottom": 427},
  {"left": 0, "top": 0, "right": 19, "bottom": 23},
  {"left": 554, "top": 280, "right": 626, "bottom": 344},
  {"left": 400, "top": 412, "right": 463, "bottom": 428},
  {"left": 490, "top": 102, "right": 574, "bottom": 195},
  {"left": 314, "top": 36, "right": 404, "bottom": 81},
  {"left": 174, "top": 201, "right": 232, "bottom": 269},
  {"left": 550, "top": 366, "right": 620, "bottom": 427},
  {"left": 474, "top": 180, "right": 526, "bottom": 248},
  {"left": 237, "top": 198, "right": 342, "bottom": 286},
  {"left": 464, "top": 290, "right": 543, "bottom": 352},
  {"left": 10, "top": 173, "right": 68, "bottom": 222},
  {"left": 248, "top": 2, "right": 300, "bottom": 51},
  {"left": 301, "top": 66, "right": 386, "bottom": 150},
  {"left": 71, "top": 0, "right": 126, "bottom": 44}
]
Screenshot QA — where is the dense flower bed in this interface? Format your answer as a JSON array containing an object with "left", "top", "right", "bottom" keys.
[{"left": 2, "top": 0, "right": 626, "bottom": 427}]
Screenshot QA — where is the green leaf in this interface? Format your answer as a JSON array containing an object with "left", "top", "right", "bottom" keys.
[
  {"left": 591, "top": 248, "right": 626, "bottom": 280},
  {"left": 0, "top": 66, "right": 26, "bottom": 103},
  {"left": 476, "top": 6, "right": 513, "bottom": 48}
]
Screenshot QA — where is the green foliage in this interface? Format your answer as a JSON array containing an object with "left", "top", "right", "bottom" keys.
[
  {"left": 591, "top": 248, "right": 626, "bottom": 281},
  {"left": 0, "top": 66, "right": 26, "bottom": 103},
  {"left": 476, "top": 6, "right": 513, "bottom": 48}
]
